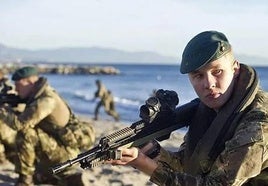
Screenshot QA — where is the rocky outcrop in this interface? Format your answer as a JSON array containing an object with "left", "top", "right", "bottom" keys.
[
  {"left": 0, "top": 63, "right": 120, "bottom": 75},
  {"left": 37, "top": 65, "right": 120, "bottom": 75}
]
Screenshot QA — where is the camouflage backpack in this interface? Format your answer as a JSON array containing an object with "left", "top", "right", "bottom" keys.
[{"left": 58, "top": 114, "right": 95, "bottom": 151}]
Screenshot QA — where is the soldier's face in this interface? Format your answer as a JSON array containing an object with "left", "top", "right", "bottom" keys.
[
  {"left": 188, "top": 55, "right": 240, "bottom": 111},
  {"left": 14, "top": 78, "right": 34, "bottom": 99}
]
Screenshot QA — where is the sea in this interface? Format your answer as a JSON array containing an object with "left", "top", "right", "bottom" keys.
[{"left": 43, "top": 64, "right": 268, "bottom": 125}]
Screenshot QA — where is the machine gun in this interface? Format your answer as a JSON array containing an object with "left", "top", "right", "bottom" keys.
[
  {"left": 51, "top": 89, "right": 200, "bottom": 174},
  {"left": 0, "top": 93, "right": 26, "bottom": 107}
]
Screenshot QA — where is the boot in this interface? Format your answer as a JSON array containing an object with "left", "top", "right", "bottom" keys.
[{"left": 15, "top": 174, "right": 34, "bottom": 186}]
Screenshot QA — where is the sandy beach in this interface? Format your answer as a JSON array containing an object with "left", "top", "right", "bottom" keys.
[{"left": 0, "top": 116, "right": 184, "bottom": 186}]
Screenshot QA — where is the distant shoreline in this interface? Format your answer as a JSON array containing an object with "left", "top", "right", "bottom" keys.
[{"left": 0, "top": 62, "right": 121, "bottom": 75}]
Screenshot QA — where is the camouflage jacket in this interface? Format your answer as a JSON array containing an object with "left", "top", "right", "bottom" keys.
[
  {"left": 0, "top": 77, "right": 95, "bottom": 150},
  {"left": 95, "top": 82, "right": 109, "bottom": 100},
  {"left": 150, "top": 65, "right": 268, "bottom": 186},
  {"left": 0, "top": 77, "right": 71, "bottom": 132}
]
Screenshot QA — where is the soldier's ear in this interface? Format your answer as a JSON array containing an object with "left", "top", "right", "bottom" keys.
[{"left": 233, "top": 60, "right": 240, "bottom": 78}]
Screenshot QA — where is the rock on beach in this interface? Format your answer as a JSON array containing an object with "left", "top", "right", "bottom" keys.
[{"left": 0, "top": 117, "right": 184, "bottom": 186}]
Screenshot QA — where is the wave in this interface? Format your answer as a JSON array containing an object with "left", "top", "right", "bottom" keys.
[
  {"left": 74, "top": 90, "right": 142, "bottom": 106},
  {"left": 114, "top": 97, "right": 141, "bottom": 106}
]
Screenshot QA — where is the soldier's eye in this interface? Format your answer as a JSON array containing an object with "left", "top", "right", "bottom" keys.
[{"left": 212, "top": 69, "right": 222, "bottom": 76}]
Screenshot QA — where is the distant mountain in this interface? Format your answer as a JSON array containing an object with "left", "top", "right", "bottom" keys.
[
  {"left": 0, "top": 43, "right": 177, "bottom": 64},
  {"left": 0, "top": 43, "right": 267, "bottom": 66}
]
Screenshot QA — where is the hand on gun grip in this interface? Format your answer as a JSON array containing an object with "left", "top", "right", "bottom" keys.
[{"left": 139, "top": 140, "right": 161, "bottom": 160}]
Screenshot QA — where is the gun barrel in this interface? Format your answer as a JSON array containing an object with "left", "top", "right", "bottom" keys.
[
  {"left": 51, "top": 146, "right": 101, "bottom": 174},
  {"left": 50, "top": 160, "right": 73, "bottom": 174}
]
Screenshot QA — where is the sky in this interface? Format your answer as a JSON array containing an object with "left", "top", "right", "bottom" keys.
[{"left": 1, "top": 0, "right": 268, "bottom": 64}]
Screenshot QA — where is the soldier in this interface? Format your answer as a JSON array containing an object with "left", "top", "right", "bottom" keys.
[
  {"left": 107, "top": 31, "right": 268, "bottom": 185},
  {"left": 94, "top": 79, "right": 119, "bottom": 121},
  {"left": 0, "top": 66, "right": 96, "bottom": 186}
]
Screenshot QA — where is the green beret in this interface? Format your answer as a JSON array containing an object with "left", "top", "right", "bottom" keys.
[
  {"left": 180, "top": 31, "right": 231, "bottom": 74},
  {"left": 12, "top": 66, "right": 38, "bottom": 81}
]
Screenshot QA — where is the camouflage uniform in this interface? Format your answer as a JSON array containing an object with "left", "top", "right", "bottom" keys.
[
  {"left": 150, "top": 65, "right": 268, "bottom": 185},
  {"left": 94, "top": 80, "right": 119, "bottom": 121},
  {"left": 0, "top": 77, "right": 95, "bottom": 184},
  {"left": 0, "top": 75, "right": 19, "bottom": 163},
  {"left": 0, "top": 119, "right": 17, "bottom": 163}
]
